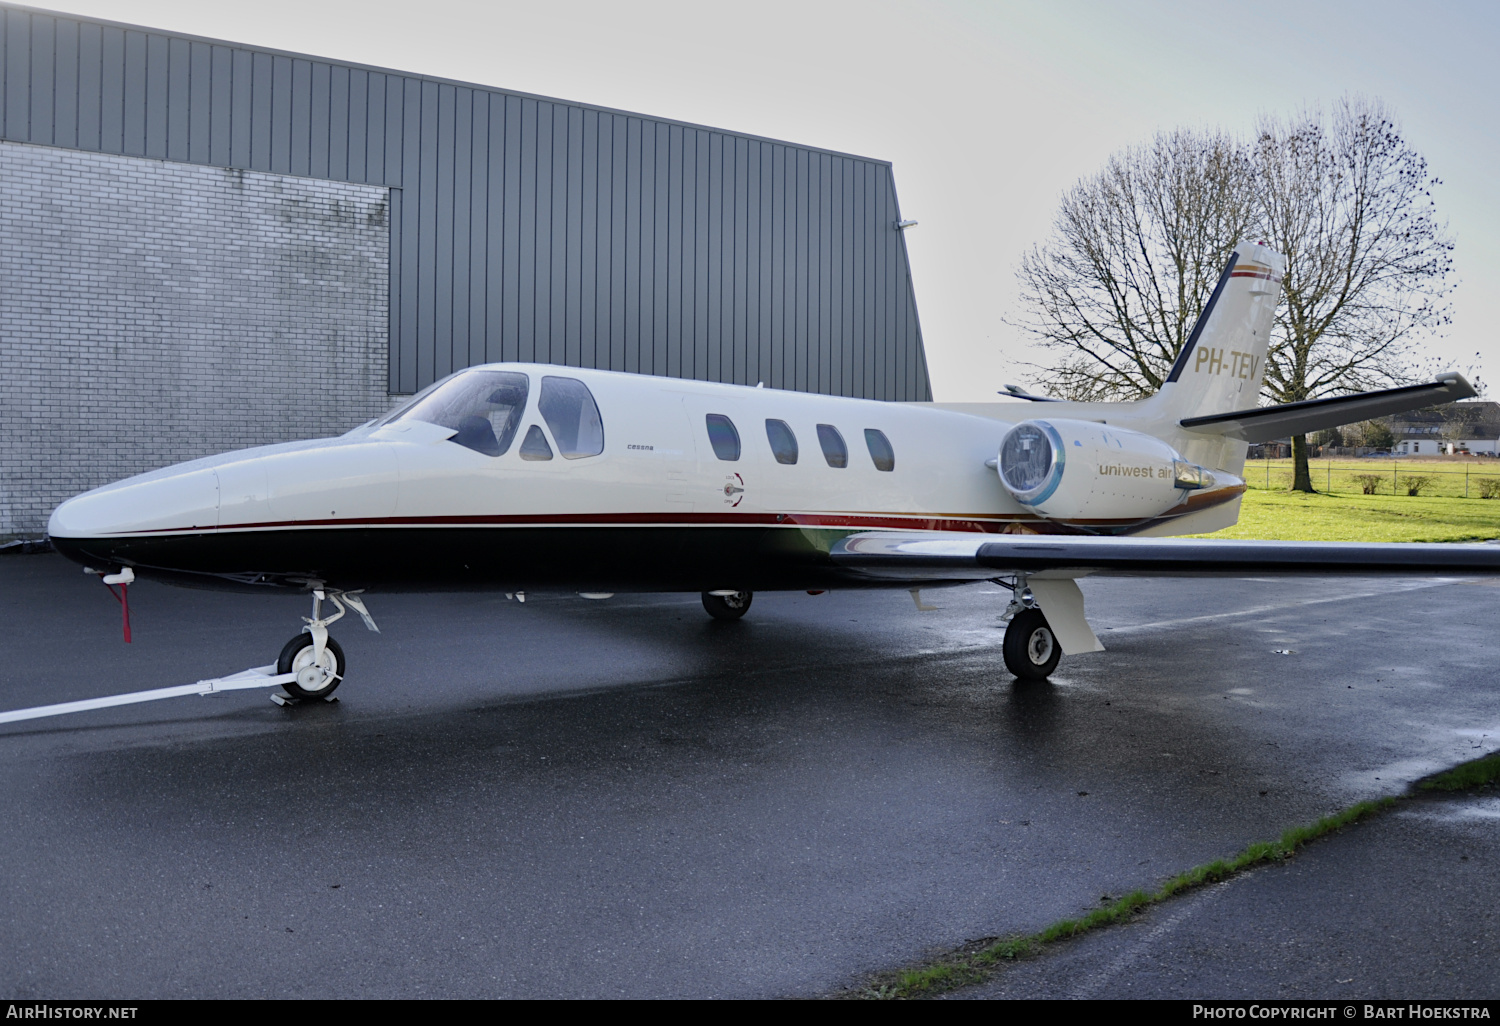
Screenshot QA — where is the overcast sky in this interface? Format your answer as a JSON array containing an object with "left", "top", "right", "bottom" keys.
[{"left": 32, "top": 0, "right": 1500, "bottom": 401}]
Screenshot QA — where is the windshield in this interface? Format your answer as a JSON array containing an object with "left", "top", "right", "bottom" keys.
[{"left": 386, "top": 369, "right": 531, "bottom": 457}]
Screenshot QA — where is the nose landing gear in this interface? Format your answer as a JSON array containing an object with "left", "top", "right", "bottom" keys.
[
  {"left": 277, "top": 633, "right": 346, "bottom": 700},
  {"left": 275, "top": 588, "right": 379, "bottom": 701},
  {"left": 0, "top": 585, "right": 383, "bottom": 726}
]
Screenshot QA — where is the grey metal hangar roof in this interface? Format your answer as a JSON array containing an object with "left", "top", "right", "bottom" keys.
[{"left": 0, "top": 3, "right": 930, "bottom": 400}]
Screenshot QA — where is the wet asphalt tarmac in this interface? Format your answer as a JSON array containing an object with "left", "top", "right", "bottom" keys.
[
  {"left": 1, "top": 552, "right": 1497, "bottom": 999},
  {"left": 950, "top": 787, "right": 1500, "bottom": 1000}
]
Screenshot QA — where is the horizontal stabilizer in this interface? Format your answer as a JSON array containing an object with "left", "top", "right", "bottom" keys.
[
  {"left": 1000, "top": 384, "right": 1064, "bottom": 403},
  {"left": 1179, "top": 374, "right": 1476, "bottom": 443},
  {"left": 829, "top": 533, "right": 1500, "bottom": 578}
]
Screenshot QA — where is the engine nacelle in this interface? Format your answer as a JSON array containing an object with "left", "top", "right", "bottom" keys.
[{"left": 996, "top": 418, "right": 1222, "bottom": 524}]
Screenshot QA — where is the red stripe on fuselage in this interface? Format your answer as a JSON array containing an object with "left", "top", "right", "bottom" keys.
[
  {"left": 91, "top": 487, "right": 1245, "bottom": 538},
  {"left": 120, "top": 510, "right": 1022, "bottom": 535}
]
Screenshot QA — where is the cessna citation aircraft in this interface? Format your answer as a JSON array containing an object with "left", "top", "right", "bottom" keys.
[{"left": 34, "top": 242, "right": 1500, "bottom": 714}]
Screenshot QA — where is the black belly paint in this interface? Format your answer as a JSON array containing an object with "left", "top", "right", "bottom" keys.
[{"left": 50, "top": 525, "right": 961, "bottom": 593}]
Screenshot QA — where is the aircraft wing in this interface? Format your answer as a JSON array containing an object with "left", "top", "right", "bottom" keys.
[
  {"left": 1179, "top": 374, "right": 1476, "bottom": 444},
  {"left": 828, "top": 532, "right": 1500, "bottom": 580}
]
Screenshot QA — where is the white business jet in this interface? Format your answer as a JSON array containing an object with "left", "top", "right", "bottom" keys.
[{"left": 40, "top": 242, "right": 1500, "bottom": 707}]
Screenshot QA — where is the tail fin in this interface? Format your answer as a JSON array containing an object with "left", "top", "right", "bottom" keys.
[{"left": 1154, "top": 242, "right": 1284, "bottom": 422}]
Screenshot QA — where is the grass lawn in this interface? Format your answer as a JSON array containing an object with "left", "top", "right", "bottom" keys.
[
  {"left": 1193, "top": 489, "right": 1500, "bottom": 543},
  {"left": 1244, "top": 457, "right": 1500, "bottom": 499}
]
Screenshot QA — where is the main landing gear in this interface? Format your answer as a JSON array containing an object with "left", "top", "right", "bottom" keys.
[
  {"left": 1000, "top": 579, "right": 1060, "bottom": 681},
  {"left": 1003, "top": 608, "right": 1060, "bottom": 681},
  {"left": 702, "top": 590, "right": 753, "bottom": 620},
  {"left": 276, "top": 588, "right": 379, "bottom": 701}
]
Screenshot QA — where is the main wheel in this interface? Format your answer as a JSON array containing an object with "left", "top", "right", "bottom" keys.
[
  {"left": 276, "top": 632, "right": 346, "bottom": 700},
  {"left": 702, "top": 590, "right": 753, "bottom": 620},
  {"left": 1002, "top": 608, "right": 1061, "bottom": 680}
]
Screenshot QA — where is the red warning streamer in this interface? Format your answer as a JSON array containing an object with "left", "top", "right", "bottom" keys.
[{"left": 101, "top": 578, "right": 132, "bottom": 643}]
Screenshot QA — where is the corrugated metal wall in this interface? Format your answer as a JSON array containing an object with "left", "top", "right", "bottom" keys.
[{"left": 0, "top": 4, "right": 930, "bottom": 400}]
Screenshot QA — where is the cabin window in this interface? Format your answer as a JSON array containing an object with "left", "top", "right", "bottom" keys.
[
  {"left": 816, "top": 424, "right": 848, "bottom": 468},
  {"left": 706, "top": 415, "right": 741, "bottom": 461},
  {"left": 864, "top": 429, "right": 895, "bottom": 471},
  {"left": 538, "top": 377, "right": 605, "bottom": 459},
  {"left": 766, "top": 419, "right": 798, "bottom": 464},
  {"left": 519, "top": 424, "right": 554, "bottom": 461},
  {"left": 389, "top": 369, "right": 530, "bottom": 456}
]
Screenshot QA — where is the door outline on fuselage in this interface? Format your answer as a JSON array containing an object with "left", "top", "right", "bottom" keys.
[{"left": 676, "top": 393, "right": 767, "bottom": 516}]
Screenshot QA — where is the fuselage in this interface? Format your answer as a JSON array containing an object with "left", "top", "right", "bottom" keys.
[{"left": 47, "top": 363, "right": 1244, "bottom": 592}]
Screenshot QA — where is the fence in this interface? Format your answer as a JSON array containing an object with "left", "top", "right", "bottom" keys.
[{"left": 1246, "top": 459, "right": 1500, "bottom": 498}]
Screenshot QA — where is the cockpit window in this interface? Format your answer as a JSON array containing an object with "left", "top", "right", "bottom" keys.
[
  {"left": 387, "top": 369, "right": 530, "bottom": 457},
  {"left": 538, "top": 377, "right": 605, "bottom": 459},
  {"left": 519, "top": 424, "right": 554, "bottom": 461}
]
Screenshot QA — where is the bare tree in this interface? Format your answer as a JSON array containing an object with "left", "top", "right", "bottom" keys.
[
  {"left": 1435, "top": 402, "right": 1484, "bottom": 449},
  {"left": 1013, "top": 130, "right": 1257, "bottom": 400},
  {"left": 1257, "top": 98, "right": 1455, "bottom": 489},
  {"left": 1013, "top": 99, "right": 1455, "bottom": 495},
  {"left": 1346, "top": 419, "right": 1395, "bottom": 450}
]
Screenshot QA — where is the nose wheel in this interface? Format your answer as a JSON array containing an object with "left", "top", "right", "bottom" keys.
[
  {"left": 273, "top": 587, "right": 379, "bottom": 702},
  {"left": 277, "top": 632, "right": 346, "bottom": 699},
  {"left": 1003, "top": 607, "right": 1061, "bottom": 680}
]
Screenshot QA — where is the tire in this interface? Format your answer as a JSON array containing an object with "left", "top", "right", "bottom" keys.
[
  {"left": 276, "top": 632, "right": 346, "bottom": 700},
  {"left": 1002, "top": 608, "right": 1060, "bottom": 680},
  {"left": 702, "top": 590, "right": 753, "bottom": 621}
]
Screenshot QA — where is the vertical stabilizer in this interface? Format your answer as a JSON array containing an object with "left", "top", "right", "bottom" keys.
[
  {"left": 1133, "top": 241, "right": 1284, "bottom": 494},
  {"left": 1154, "top": 243, "right": 1284, "bottom": 423}
]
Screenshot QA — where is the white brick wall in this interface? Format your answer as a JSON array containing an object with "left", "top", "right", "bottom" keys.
[{"left": 0, "top": 140, "right": 391, "bottom": 539}]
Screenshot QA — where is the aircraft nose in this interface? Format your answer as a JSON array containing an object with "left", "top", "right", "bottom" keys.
[{"left": 48, "top": 466, "right": 220, "bottom": 540}]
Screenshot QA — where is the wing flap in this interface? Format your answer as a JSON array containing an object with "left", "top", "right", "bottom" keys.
[
  {"left": 1179, "top": 374, "right": 1476, "bottom": 443},
  {"left": 827, "top": 532, "right": 995, "bottom": 580}
]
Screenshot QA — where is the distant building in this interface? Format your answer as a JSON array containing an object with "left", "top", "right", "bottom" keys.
[
  {"left": 1390, "top": 402, "right": 1500, "bottom": 457},
  {"left": 0, "top": 4, "right": 928, "bottom": 540},
  {"left": 1247, "top": 401, "right": 1500, "bottom": 460},
  {"left": 1247, "top": 440, "right": 1292, "bottom": 459}
]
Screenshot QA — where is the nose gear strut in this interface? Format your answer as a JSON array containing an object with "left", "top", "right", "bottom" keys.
[{"left": 275, "top": 588, "right": 380, "bottom": 702}]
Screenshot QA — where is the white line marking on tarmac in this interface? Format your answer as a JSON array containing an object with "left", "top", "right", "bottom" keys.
[
  {"left": 1097, "top": 579, "right": 1457, "bottom": 636},
  {"left": 1067, "top": 875, "right": 1245, "bottom": 1000}
]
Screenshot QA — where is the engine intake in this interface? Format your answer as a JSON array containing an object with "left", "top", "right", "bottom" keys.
[
  {"left": 996, "top": 418, "right": 1226, "bottom": 525},
  {"left": 998, "top": 421, "right": 1065, "bottom": 505}
]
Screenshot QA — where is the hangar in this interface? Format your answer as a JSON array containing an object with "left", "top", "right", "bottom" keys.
[{"left": 0, "top": 3, "right": 929, "bottom": 541}]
